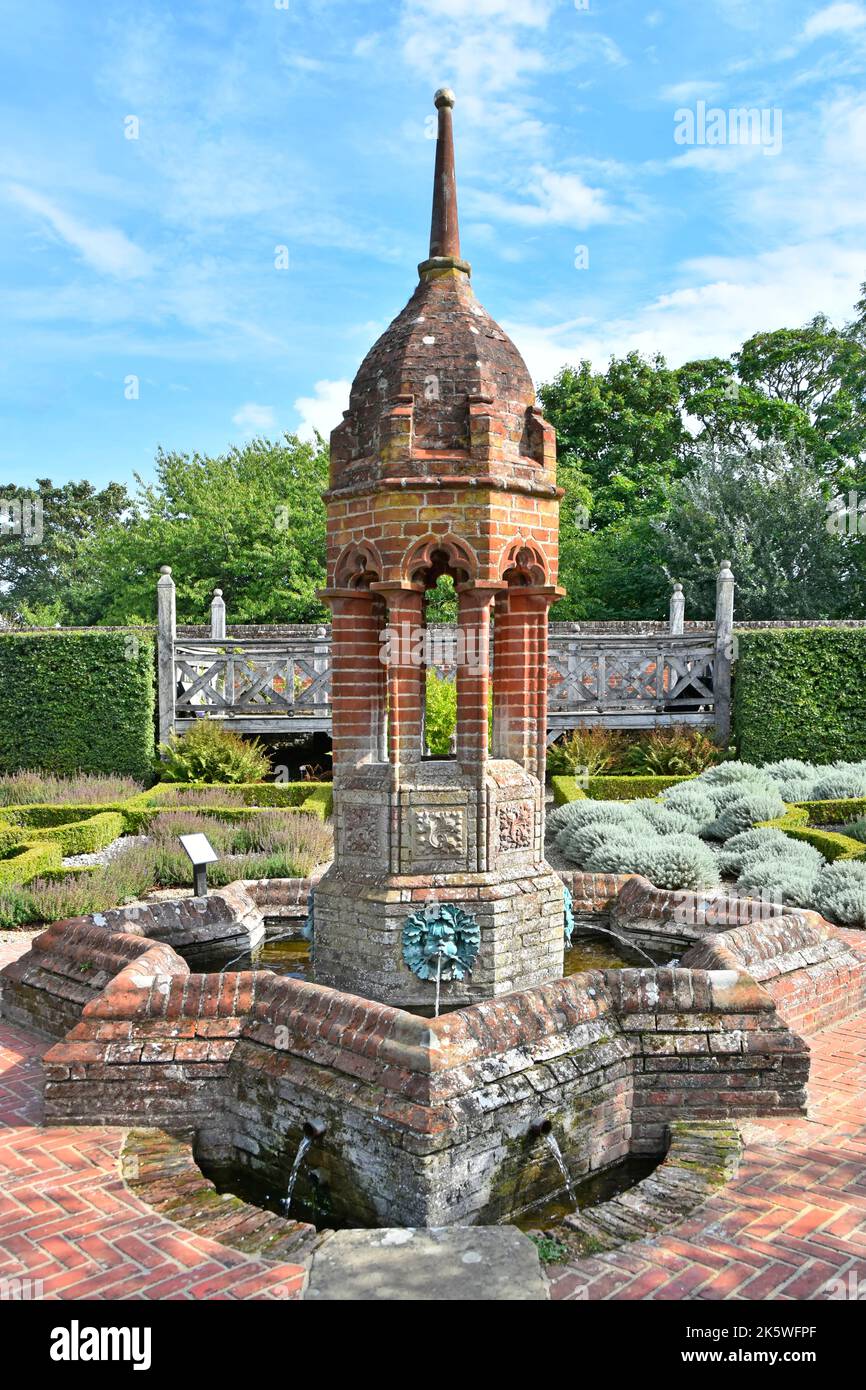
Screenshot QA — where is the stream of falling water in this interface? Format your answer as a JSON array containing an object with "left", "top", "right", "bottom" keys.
[
  {"left": 434, "top": 951, "right": 443, "bottom": 1019},
  {"left": 281, "top": 1134, "right": 312, "bottom": 1216},
  {"left": 575, "top": 924, "right": 658, "bottom": 966},
  {"left": 544, "top": 1132, "right": 578, "bottom": 1205}
]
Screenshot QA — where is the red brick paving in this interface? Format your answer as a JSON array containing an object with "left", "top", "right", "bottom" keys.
[
  {"left": 550, "top": 1010, "right": 866, "bottom": 1299},
  {"left": 0, "top": 937, "right": 306, "bottom": 1300},
  {"left": 2, "top": 934, "right": 865, "bottom": 1300}
]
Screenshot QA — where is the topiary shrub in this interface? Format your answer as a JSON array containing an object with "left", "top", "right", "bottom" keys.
[
  {"left": 844, "top": 817, "right": 866, "bottom": 845},
  {"left": 582, "top": 828, "right": 657, "bottom": 878},
  {"left": 811, "top": 764, "right": 866, "bottom": 801},
  {"left": 632, "top": 802, "right": 695, "bottom": 837},
  {"left": 812, "top": 860, "right": 866, "bottom": 927},
  {"left": 658, "top": 783, "right": 716, "bottom": 831},
  {"left": 704, "top": 788, "right": 786, "bottom": 841},
  {"left": 717, "top": 827, "right": 825, "bottom": 878},
  {"left": 643, "top": 833, "right": 719, "bottom": 890},
  {"left": 158, "top": 721, "right": 271, "bottom": 784},
  {"left": 736, "top": 859, "right": 821, "bottom": 910},
  {"left": 553, "top": 800, "right": 637, "bottom": 850}
]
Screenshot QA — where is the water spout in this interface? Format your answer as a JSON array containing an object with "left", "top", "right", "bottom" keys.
[
  {"left": 542, "top": 1131, "right": 578, "bottom": 1206},
  {"left": 528, "top": 1118, "right": 552, "bottom": 1139},
  {"left": 572, "top": 924, "right": 658, "bottom": 967},
  {"left": 282, "top": 1133, "right": 313, "bottom": 1216}
]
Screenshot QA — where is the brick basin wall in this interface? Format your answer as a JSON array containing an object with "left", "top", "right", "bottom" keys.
[{"left": 15, "top": 914, "right": 809, "bottom": 1228}]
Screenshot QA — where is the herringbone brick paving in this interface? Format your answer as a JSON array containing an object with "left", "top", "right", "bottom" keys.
[
  {"left": 2, "top": 935, "right": 865, "bottom": 1299},
  {"left": 0, "top": 937, "right": 305, "bottom": 1300}
]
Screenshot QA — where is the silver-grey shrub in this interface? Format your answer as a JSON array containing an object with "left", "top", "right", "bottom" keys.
[
  {"left": 704, "top": 788, "right": 786, "bottom": 841},
  {"left": 736, "top": 860, "right": 821, "bottom": 910},
  {"left": 812, "top": 860, "right": 866, "bottom": 927}
]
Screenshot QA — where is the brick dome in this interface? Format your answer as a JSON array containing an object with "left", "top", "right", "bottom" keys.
[{"left": 330, "top": 91, "right": 553, "bottom": 492}]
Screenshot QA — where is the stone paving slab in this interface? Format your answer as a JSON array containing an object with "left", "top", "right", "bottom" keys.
[{"left": 304, "top": 1226, "right": 548, "bottom": 1301}]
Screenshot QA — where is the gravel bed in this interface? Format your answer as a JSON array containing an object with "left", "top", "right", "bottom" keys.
[{"left": 62, "top": 834, "right": 150, "bottom": 869}]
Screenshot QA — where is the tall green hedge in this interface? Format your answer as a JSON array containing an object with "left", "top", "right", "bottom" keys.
[
  {"left": 0, "top": 632, "right": 155, "bottom": 782},
  {"left": 734, "top": 628, "right": 866, "bottom": 764}
]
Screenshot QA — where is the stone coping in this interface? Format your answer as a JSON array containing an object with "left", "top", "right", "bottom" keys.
[
  {"left": 119, "top": 1121, "right": 741, "bottom": 1287},
  {"left": 121, "top": 1127, "right": 323, "bottom": 1265},
  {"left": 553, "top": 1120, "right": 743, "bottom": 1258}
]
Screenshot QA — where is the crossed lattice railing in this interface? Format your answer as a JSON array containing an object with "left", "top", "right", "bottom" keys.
[{"left": 156, "top": 563, "right": 735, "bottom": 743}]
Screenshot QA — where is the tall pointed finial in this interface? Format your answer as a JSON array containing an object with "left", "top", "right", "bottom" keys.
[{"left": 419, "top": 88, "right": 471, "bottom": 279}]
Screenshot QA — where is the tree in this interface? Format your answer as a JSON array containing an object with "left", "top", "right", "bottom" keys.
[
  {"left": 0, "top": 478, "right": 130, "bottom": 624},
  {"left": 655, "top": 440, "right": 853, "bottom": 620},
  {"left": 70, "top": 435, "right": 330, "bottom": 624},
  {"left": 539, "top": 352, "right": 692, "bottom": 531}
]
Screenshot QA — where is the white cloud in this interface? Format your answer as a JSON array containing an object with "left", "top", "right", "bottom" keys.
[
  {"left": 232, "top": 402, "right": 277, "bottom": 431},
  {"left": 505, "top": 242, "right": 864, "bottom": 385},
  {"left": 294, "top": 379, "right": 350, "bottom": 441},
  {"left": 659, "top": 80, "right": 724, "bottom": 103},
  {"left": 801, "top": 2, "right": 866, "bottom": 40},
  {"left": 471, "top": 166, "right": 613, "bottom": 228},
  {"left": 6, "top": 184, "right": 151, "bottom": 279}
]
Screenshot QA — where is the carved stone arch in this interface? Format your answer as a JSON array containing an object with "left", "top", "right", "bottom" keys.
[
  {"left": 334, "top": 540, "right": 383, "bottom": 590},
  {"left": 402, "top": 533, "right": 478, "bottom": 590},
  {"left": 498, "top": 537, "right": 548, "bottom": 587}
]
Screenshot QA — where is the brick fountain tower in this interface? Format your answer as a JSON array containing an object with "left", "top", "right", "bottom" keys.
[{"left": 313, "top": 89, "right": 565, "bottom": 1008}]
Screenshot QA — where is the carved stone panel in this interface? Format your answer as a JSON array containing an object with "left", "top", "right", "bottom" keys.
[
  {"left": 411, "top": 808, "right": 465, "bottom": 861},
  {"left": 342, "top": 804, "right": 382, "bottom": 857},
  {"left": 497, "top": 800, "right": 533, "bottom": 851}
]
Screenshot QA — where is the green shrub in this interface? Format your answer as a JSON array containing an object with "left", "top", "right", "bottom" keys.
[
  {"left": 734, "top": 629, "right": 866, "bottom": 764},
  {"left": 158, "top": 721, "right": 271, "bottom": 783},
  {"left": 586, "top": 775, "right": 693, "bottom": 800},
  {"left": 24, "top": 811, "right": 124, "bottom": 857},
  {"left": 424, "top": 671, "right": 457, "bottom": 757},
  {"left": 620, "top": 727, "right": 723, "bottom": 777},
  {"left": 550, "top": 777, "right": 590, "bottom": 807},
  {"left": 546, "top": 727, "right": 628, "bottom": 777},
  {"left": 0, "top": 631, "right": 155, "bottom": 781},
  {"left": 844, "top": 817, "right": 866, "bottom": 844},
  {"left": 793, "top": 797, "right": 866, "bottom": 825}
]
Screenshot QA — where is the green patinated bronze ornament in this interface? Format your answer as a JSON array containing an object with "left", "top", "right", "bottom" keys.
[
  {"left": 563, "top": 884, "right": 575, "bottom": 946},
  {"left": 402, "top": 902, "right": 480, "bottom": 981}
]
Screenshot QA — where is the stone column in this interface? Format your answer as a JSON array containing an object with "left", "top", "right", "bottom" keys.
[
  {"left": 669, "top": 582, "right": 685, "bottom": 635},
  {"left": 210, "top": 588, "right": 226, "bottom": 640},
  {"left": 714, "top": 561, "right": 735, "bottom": 744},
  {"left": 157, "top": 566, "right": 176, "bottom": 749}
]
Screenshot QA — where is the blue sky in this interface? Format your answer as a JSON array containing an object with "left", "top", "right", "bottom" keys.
[{"left": 1, "top": 0, "right": 865, "bottom": 490}]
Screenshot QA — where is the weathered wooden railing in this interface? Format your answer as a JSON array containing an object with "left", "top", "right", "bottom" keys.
[{"left": 156, "top": 562, "right": 735, "bottom": 745}]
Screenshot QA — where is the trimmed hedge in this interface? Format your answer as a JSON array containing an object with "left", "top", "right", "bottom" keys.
[
  {"left": 734, "top": 629, "right": 866, "bottom": 764},
  {"left": 120, "top": 781, "right": 333, "bottom": 830},
  {"left": 0, "top": 839, "right": 62, "bottom": 886},
  {"left": 24, "top": 811, "right": 125, "bottom": 857},
  {"left": 761, "top": 803, "right": 866, "bottom": 863},
  {"left": 791, "top": 796, "right": 866, "bottom": 826},
  {"left": 0, "top": 631, "right": 155, "bottom": 782},
  {"left": 551, "top": 774, "right": 692, "bottom": 806}
]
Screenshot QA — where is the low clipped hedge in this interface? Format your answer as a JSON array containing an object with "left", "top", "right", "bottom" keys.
[
  {"left": 0, "top": 839, "right": 63, "bottom": 886},
  {"left": 734, "top": 629, "right": 866, "bottom": 764},
  {"left": 121, "top": 782, "right": 333, "bottom": 830},
  {"left": 760, "top": 803, "right": 866, "bottom": 864},
  {"left": 0, "top": 630, "right": 155, "bottom": 782},
  {"left": 24, "top": 811, "right": 125, "bottom": 857},
  {"left": 791, "top": 796, "right": 866, "bottom": 826},
  {"left": 551, "top": 774, "right": 692, "bottom": 806}
]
